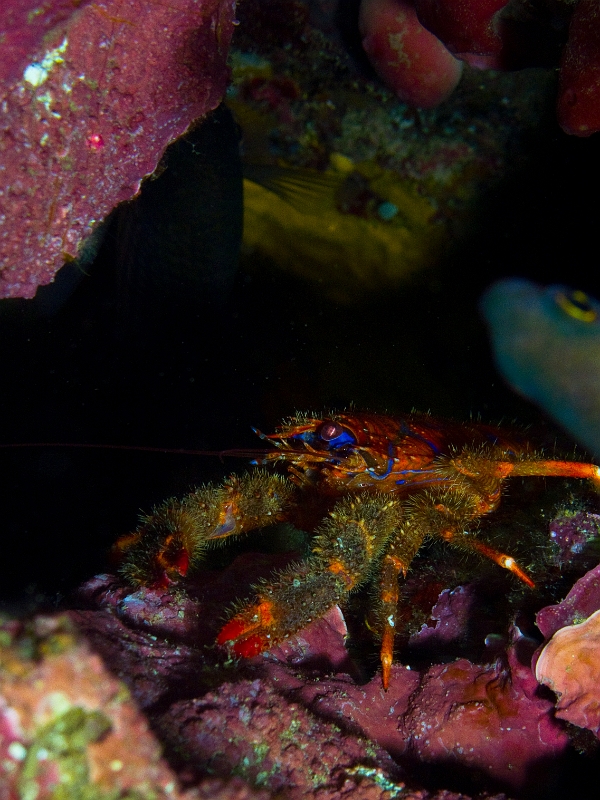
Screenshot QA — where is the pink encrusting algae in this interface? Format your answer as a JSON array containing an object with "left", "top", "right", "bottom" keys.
[{"left": 0, "top": 0, "right": 236, "bottom": 298}]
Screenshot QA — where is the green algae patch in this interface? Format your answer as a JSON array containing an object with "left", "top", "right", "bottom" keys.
[{"left": 18, "top": 706, "right": 118, "bottom": 800}]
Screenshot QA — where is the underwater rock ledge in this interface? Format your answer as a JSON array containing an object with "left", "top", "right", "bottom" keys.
[{"left": 0, "top": 0, "right": 236, "bottom": 299}]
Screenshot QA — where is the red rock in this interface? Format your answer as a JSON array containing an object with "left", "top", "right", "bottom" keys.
[
  {"left": 359, "top": 0, "right": 463, "bottom": 109},
  {"left": 0, "top": 0, "right": 236, "bottom": 298},
  {"left": 359, "top": 0, "right": 600, "bottom": 136},
  {"left": 557, "top": 0, "right": 600, "bottom": 136},
  {"left": 0, "top": 614, "right": 212, "bottom": 799},
  {"left": 414, "top": 0, "right": 508, "bottom": 56},
  {"left": 398, "top": 646, "right": 569, "bottom": 793},
  {"left": 1, "top": 0, "right": 93, "bottom": 86}
]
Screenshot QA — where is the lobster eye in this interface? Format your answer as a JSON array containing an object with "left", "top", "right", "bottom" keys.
[{"left": 319, "top": 420, "right": 344, "bottom": 441}]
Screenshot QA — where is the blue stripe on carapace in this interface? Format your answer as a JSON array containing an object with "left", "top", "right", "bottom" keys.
[
  {"left": 396, "top": 476, "right": 446, "bottom": 487},
  {"left": 366, "top": 457, "right": 395, "bottom": 479},
  {"left": 395, "top": 469, "right": 429, "bottom": 475},
  {"left": 398, "top": 421, "right": 441, "bottom": 455}
]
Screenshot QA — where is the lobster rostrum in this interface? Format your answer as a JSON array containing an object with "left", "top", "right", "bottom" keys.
[{"left": 114, "top": 411, "right": 600, "bottom": 689}]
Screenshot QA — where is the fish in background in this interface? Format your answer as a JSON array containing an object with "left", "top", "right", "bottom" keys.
[{"left": 480, "top": 278, "right": 600, "bottom": 458}]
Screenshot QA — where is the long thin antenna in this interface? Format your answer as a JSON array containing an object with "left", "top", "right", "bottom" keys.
[{"left": 0, "top": 442, "right": 270, "bottom": 460}]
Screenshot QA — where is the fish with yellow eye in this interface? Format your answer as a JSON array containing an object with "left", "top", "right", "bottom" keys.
[{"left": 480, "top": 278, "right": 600, "bottom": 458}]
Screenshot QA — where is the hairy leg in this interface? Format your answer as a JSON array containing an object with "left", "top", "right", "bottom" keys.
[
  {"left": 218, "top": 494, "right": 403, "bottom": 657},
  {"left": 114, "top": 470, "right": 295, "bottom": 587}
]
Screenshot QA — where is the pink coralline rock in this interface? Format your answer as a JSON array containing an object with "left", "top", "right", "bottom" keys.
[
  {"left": 535, "top": 608, "right": 600, "bottom": 737},
  {"left": 557, "top": 0, "right": 600, "bottom": 136},
  {"left": 69, "top": 565, "right": 354, "bottom": 710},
  {"left": 0, "top": 596, "right": 479, "bottom": 800},
  {"left": 1, "top": 0, "right": 88, "bottom": 86},
  {"left": 267, "top": 662, "right": 421, "bottom": 758},
  {"left": 276, "top": 634, "right": 568, "bottom": 795},
  {"left": 0, "top": 613, "right": 269, "bottom": 799},
  {"left": 155, "top": 660, "right": 506, "bottom": 799},
  {"left": 0, "top": 0, "right": 236, "bottom": 298},
  {"left": 156, "top": 678, "right": 408, "bottom": 800},
  {"left": 68, "top": 566, "right": 572, "bottom": 797},
  {"left": 536, "top": 562, "right": 600, "bottom": 639},
  {"left": 534, "top": 563, "right": 600, "bottom": 738},
  {"left": 398, "top": 644, "right": 569, "bottom": 794}
]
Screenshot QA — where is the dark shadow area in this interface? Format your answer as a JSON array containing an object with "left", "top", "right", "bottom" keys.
[{"left": 1, "top": 121, "right": 600, "bottom": 605}]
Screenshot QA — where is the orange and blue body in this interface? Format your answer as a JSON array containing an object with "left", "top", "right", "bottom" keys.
[{"left": 114, "top": 410, "right": 600, "bottom": 688}]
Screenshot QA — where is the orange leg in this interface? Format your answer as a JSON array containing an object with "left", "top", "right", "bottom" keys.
[
  {"left": 451, "top": 452, "right": 600, "bottom": 489},
  {"left": 509, "top": 459, "right": 600, "bottom": 489},
  {"left": 376, "top": 521, "right": 426, "bottom": 689},
  {"left": 466, "top": 539, "right": 534, "bottom": 588},
  {"left": 408, "top": 489, "right": 535, "bottom": 588},
  {"left": 438, "top": 528, "right": 534, "bottom": 587},
  {"left": 378, "top": 554, "right": 403, "bottom": 692},
  {"left": 219, "top": 495, "right": 403, "bottom": 659}
]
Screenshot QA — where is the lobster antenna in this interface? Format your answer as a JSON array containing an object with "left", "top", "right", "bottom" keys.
[{"left": 0, "top": 442, "right": 270, "bottom": 460}]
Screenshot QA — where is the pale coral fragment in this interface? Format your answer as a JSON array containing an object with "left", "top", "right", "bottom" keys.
[{"left": 536, "top": 607, "right": 600, "bottom": 736}]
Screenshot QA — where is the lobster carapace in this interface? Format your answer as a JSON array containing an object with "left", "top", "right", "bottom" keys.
[{"left": 114, "top": 411, "right": 600, "bottom": 688}]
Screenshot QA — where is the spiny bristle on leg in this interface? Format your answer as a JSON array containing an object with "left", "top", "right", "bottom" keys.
[
  {"left": 115, "top": 500, "right": 201, "bottom": 587},
  {"left": 114, "top": 471, "right": 296, "bottom": 587},
  {"left": 218, "top": 494, "right": 404, "bottom": 667}
]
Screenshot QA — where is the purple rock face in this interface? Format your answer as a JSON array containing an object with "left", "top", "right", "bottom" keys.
[
  {"left": 0, "top": 0, "right": 236, "bottom": 298},
  {"left": 548, "top": 512, "right": 600, "bottom": 570},
  {"left": 65, "top": 560, "right": 572, "bottom": 798},
  {"left": 7, "top": 507, "right": 600, "bottom": 798},
  {"left": 156, "top": 678, "right": 406, "bottom": 800},
  {"left": 408, "top": 584, "right": 476, "bottom": 649},
  {"left": 536, "top": 563, "right": 600, "bottom": 639},
  {"left": 397, "top": 642, "right": 568, "bottom": 794}
]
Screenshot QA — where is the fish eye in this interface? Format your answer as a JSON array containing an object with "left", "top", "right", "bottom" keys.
[
  {"left": 318, "top": 420, "right": 344, "bottom": 441},
  {"left": 555, "top": 289, "right": 597, "bottom": 323}
]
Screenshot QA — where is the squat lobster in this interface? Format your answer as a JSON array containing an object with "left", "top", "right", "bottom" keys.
[{"left": 114, "top": 411, "right": 600, "bottom": 689}]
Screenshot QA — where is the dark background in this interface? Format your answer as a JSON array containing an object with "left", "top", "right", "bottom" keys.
[{"left": 1, "top": 39, "right": 599, "bottom": 609}]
